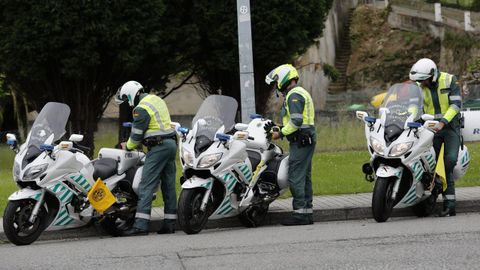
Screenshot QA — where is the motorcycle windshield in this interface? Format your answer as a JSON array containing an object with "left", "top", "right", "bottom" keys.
[
  {"left": 380, "top": 82, "right": 423, "bottom": 142},
  {"left": 192, "top": 95, "right": 238, "bottom": 140},
  {"left": 27, "top": 102, "right": 71, "bottom": 149}
]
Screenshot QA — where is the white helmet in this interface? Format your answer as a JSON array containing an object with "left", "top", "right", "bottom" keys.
[
  {"left": 409, "top": 58, "right": 438, "bottom": 82},
  {"left": 115, "top": 81, "right": 144, "bottom": 107}
]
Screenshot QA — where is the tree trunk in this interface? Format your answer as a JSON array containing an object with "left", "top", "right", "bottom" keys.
[{"left": 10, "top": 88, "right": 29, "bottom": 142}]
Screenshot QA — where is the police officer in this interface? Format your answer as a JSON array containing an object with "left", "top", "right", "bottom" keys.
[
  {"left": 409, "top": 58, "right": 462, "bottom": 217},
  {"left": 265, "top": 64, "right": 316, "bottom": 225},
  {"left": 115, "top": 81, "right": 178, "bottom": 235}
]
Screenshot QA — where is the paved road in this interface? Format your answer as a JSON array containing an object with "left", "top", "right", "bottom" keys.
[{"left": 1, "top": 212, "right": 480, "bottom": 270}]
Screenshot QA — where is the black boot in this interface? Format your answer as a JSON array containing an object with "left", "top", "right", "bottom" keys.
[
  {"left": 281, "top": 214, "right": 311, "bottom": 226},
  {"left": 121, "top": 227, "right": 149, "bottom": 236},
  {"left": 307, "top": 214, "right": 314, "bottom": 225},
  {"left": 157, "top": 220, "right": 176, "bottom": 234},
  {"left": 438, "top": 200, "right": 456, "bottom": 217}
]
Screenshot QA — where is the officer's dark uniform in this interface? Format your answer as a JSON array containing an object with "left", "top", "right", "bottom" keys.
[
  {"left": 126, "top": 93, "right": 177, "bottom": 231},
  {"left": 421, "top": 72, "right": 462, "bottom": 216}
]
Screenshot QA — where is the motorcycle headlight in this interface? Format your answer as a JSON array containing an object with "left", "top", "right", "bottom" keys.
[
  {"left": 370, "top": 137, "right": 385, "bottom": 155},
  {"left": 13, "top": 162, "right": 20, "bottom": 180},
  {"left": 389, "top": 142, "right": 413, "bottom": 157},
  {"left": 182, "top": 150, "right": 194, "bottom": 167},
  {"left": 198, "top": 153, "right": 222, "bottom": 168},
  {"left": 23, "top": 164, "right": 49, "bottom": 180}
]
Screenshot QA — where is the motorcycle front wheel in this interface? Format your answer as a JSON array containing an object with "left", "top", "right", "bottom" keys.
[
  {"left": 372, "top": 177, "right": 395, "bottom": 222},
  {"left": 178, "top": 188, "right": 211, "bottom": 234},
  {"left": 3, "top": 199, "right": 47, "bottom": 245}
]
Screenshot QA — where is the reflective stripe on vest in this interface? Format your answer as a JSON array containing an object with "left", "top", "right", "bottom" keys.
[
  {"left": 136, "top": 94, "right": 173, "bottom": 137},
  {"left": 422, "top": 72, "right": 459, "bottom": 121},
  {"left": 283, "top": 86, "right": 315, "bottom": 127}
]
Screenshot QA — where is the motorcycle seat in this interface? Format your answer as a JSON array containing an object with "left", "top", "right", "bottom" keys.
[{"left": 93, "top": 158, "right": 118, "bottom": 180}]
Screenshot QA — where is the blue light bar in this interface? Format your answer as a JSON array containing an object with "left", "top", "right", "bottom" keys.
[
  {"left": 122, "top": 122, "right": 132, "bottom": 128},
  {"left": 40, "top": 144, "right": 54, "bottom": 151},
  {"left": 215, "top": 133, "right": 231, "bottom": 142},
  {"left": 407, "top": 122, "right": 422, "bottom": 128},
  {"left": 250, "top": 113, "right": 263, "bottom": 119}
]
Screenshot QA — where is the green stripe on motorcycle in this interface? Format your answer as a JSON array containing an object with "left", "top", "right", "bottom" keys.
[
  {"left": 60, "top": 191, "right": 71, "bottom": 201},
  {"left": 55, "top": 215, "right": 72, "bottom": 226},
  {"left": 57, "top": 209, "right": 68, "bottom": 220},
  {"left": 403, "top": 190, "right": 417, "bottom": 204},
  {"left": 227, "top": 180, "right": 236, "bottom": 191},
  {"left": 217, "top": 204, "right": 232, "bottom": 215},
  {"left": 218, "top": 206, "right": 233, "bottom": 215}
]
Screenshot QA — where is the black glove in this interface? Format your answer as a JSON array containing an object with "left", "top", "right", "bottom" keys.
[{"left": 264, "top": 121, "right": 275, "bottom": 133}]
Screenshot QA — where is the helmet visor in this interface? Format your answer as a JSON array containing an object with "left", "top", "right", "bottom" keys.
[{"left": 114, "top": 87, "right": 128, "bottom": 105}]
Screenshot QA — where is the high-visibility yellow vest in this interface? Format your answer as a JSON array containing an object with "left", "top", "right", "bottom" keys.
[
  {"left": 136, "top": 94, "right": 173, "bottom": 137},
  {"left": 281, "top": 86, "right": 315, "bottom": 136},
  {"left": 422, "top": 72, "right": 460, "bottom": 122}
]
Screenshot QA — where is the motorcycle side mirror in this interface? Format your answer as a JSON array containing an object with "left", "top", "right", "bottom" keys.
[
  {"left": 356, "top": 111, "right": 368, "bottom": 120},
  {"left": 234, "top": 123, "right": 249, "bottom": 131},
  {"left": 421, "top": 114, "right": 434, "bottom": 121},
  {"left": 423, "top": 120, "right": 439, "bottom": 130},
  {"left": 68, "top": 134, "right": 84, "bottom": 142},
  {"left": 6, "top": 133, "right": 18, "bottom": 151},
  {"left": 122, "top": 122, "right": 132, "bottom": 128},
  {"left": 233, "top": 131, "right": 249, "bottom": 140},
  {"left": 170, "top": 122, "right": 181, "bottom": 130}
]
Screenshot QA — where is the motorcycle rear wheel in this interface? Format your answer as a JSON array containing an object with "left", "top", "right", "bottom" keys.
[
  {"left": 99, "top": 187, "right": 136, "bottom": 236},
  {"left": 238, "top": 205, "right": 269, "bottom": 228},
  {"left": 3, "top": 199, "right": 47, "bottom": 245},
  {"left": 372, "top": 177, "right": 395, "bottom": 222},
  {"left": 178, "top": 188, "right": 211, "bottom": 234}
]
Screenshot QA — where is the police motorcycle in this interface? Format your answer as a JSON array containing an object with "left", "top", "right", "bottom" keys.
[
  {"left": 175, "top": 95, "right": 289, "bottom": 234},
  {"left": 3, "top": 102, "right": 144, "bottom": 245},
  {"left": 356, "top": 82, "right": 470, "bottom": 222}
]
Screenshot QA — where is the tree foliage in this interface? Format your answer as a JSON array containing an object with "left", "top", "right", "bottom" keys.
[
  {"left": 185, "top": 0, "right": 333, "bottom": 113},
  {"left": 0, "top": 0, "right": 196, "bottom": 153}
]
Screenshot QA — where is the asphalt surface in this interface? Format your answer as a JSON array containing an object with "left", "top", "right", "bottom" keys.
[{"left": 1, "top": 186, "right": 479, "bottom": 244}]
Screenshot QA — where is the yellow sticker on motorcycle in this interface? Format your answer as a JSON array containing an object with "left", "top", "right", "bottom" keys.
[{"left": 87, "top": 178, "right": 116, "bottom": 213}]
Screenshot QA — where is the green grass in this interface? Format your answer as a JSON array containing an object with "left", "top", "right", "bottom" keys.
[{"left": 1, "top": 133, "right": 479, "bottom": 213}]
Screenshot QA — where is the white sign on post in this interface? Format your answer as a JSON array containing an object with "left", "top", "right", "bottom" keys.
[
  {"left": 434, "top": 3, "right": 443, "bottom": 22},
  {"left": 465, "top": 11, "right": 474, "bottom": 31}
]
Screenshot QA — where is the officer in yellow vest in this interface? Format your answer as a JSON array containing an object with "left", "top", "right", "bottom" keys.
[
  {"left": 409, "top": 58, "right": 462, "bottom": 217},
  {"left": 265, "top": 64, "right": 316, "bottom": 225},
  {"left": 115, "top": 81, "right": 178, "bottom": 235}
]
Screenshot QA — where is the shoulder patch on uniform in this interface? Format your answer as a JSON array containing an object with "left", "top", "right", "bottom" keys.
[
  {"left": 133, "top": 112, "right": 139, "bottom": 118},
  {"left": 292, "top": 99, "right": 299, "bottom": 102}
]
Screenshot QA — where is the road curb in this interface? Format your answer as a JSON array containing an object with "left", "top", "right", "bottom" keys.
[{"left": 1, "top": 199, "right": 479, "bottom": 244}]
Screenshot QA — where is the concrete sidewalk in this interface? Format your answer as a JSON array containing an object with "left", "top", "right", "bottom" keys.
[{"left": 1, "top": 186, "right": 479, "bottom": 243}]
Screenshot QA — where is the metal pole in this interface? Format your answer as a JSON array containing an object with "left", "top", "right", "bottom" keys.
[{"left": 237, "top": 0, "right": 256, "bottom": 123}]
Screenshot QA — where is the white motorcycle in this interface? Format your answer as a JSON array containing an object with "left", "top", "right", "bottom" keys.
[
  {"left": 356, "top": 82, "right": 470, "bottom": 222},
  {"left": 3, "top": 102, "right": 144, "bottom": 245},
  {"left": 175, "top": 95, "right": 289, "bottom": 234}
]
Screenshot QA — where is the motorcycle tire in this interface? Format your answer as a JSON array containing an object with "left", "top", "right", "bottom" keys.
[
  {"left": 238, "top": 205, "right": 269, "bottom": 228},
  {"left": 3, "top": 199, "right": 48, "bottom": 245},
  {"left": 178, "top": 188, "right": 212, "bottom": 234},
  {"left": 372, "top": 177, "right": 395, "bottom": 222},
  {"left": 99, "top": 187, "right": 136, "bottom": 236},
  {"left": 411, "top": 194, "right": 438, "bottom": 217}
]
